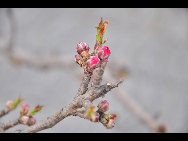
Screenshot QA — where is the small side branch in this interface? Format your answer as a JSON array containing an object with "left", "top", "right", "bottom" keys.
[
  {"left": 84, "top": 80, "right": 124, "bottom": 102},
  {"left": 0, "top": 108, "right": 12, "bottom": 118},
  {"left": 17, "top": 80, "right": 123, "bottom": 133},
  {"left": 18, "top": 103, "right": 75, "bottom": 133},
  {"left": 1, "top": 119, "right": 19, "bottom": 131}
]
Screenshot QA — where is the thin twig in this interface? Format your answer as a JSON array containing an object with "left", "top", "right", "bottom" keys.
[
  {"left": 16, "top": 54, "right": 122, "bottom": 133},
  {"left": 1, "top": 119, "right": 20, "bottom": 131},
  {"left": 0, "top": 108, "right": 12, "bottom": 118},
  {"left": 91, "top": 59, "right": 107, "bottom": 88},
  {"left": 17, "top": 80, "right": 122, "bottom": 133},
  {"left": 0, "top": 10, "right": 162, "bottom": 132}
]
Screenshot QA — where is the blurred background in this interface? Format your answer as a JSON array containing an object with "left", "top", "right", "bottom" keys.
[{"left": 0, "top": 8, "right": 188, "bottom": 133}]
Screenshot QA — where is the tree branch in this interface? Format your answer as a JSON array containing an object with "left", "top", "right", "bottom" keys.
[
  {"left": 0, "top": 108, "right": 13, "bottom": 118},
  {"left": 17, "top": 76, "right": 122, "bottom": 133},
  {"left": 1, "top": 119, "right": 20, "bottom": 131},
  {"left": 0, "top": 12, "right": 164, "bottom": 132},
  {"left": 76, "top": 71, "right": 92, "bottom": 97},
  {"left": 91, "top": 59, "right": 107, "bottom": 88}
]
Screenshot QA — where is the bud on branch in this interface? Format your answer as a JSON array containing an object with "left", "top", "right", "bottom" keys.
[
  {"left": 29, "top": 105, "right": 43, "bottom": 116},
  {"left": 86, "top": 56, "right": 100, "bottom": 72}
]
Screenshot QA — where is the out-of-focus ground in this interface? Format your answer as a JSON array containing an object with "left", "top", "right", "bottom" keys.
[{"left": 0, "top": 8, "right": 188, "bottom": 133}]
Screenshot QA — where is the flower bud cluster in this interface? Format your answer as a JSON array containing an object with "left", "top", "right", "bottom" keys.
[
  {"left": 19, "top": 103, "right": 43, "bottom": 126},
  {"left": 84, "top": 105, "right": 99, "bottom": 123},
  {"left": 94, "top": 42, "right": 111, "bottom": 63},
  {"left": 97, "top": 100, "right": 109, "bottom": 113},
  {"left": 6, "top": 96, "right": 23, "bottom": 110},
  {"left": 75, "top": 42, "right": 100, "bottom": 72},
  {"left": 97, "top": 100, "right": 117, "bottom": 129},
  {"left": 6, "top": 101, "right": 14, "bottom": 110},
  {"left": 101, "top": 113, "right": 117, "bottom": 129},
  {"left": 84, "top": 100, "right": 116, "bottom": 129},
  {"left": 20, "top": 115, "right": 36, "bottom": 126},
  {"left": 20, "top": 103, "right": 29, "bottom": 116}
]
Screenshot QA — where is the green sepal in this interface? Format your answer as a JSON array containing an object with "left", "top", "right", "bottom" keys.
[
  {"left": 11, "top": 96, "right": 23, "bottom": 109},
  {"left": 29, "top": 105, "right": 43, "bottom": 115}
]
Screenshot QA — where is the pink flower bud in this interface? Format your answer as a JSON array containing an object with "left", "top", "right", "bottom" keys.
[
  {"left": 20, "top": 115, "right": 36, "bottom": 126},
  {"left": 105, "top": 119, "right": 115, "bottom": 129},
  {"left": 98, "top": 100, "right": 109, "bottom": 113},
  {"left": 20, "top": 103, "right": 29, "bottom": 116},
  {"left": 97, "top": 46, "right": 110, "bottom": 61},
  {"left": 86, "top": 56, "right": 100, "bottom": 72},
  {"left": 22, "top": 103, "right": 29, "bottom": 109},
  {"left": 28, "top": 117, "right": 36, "bottom": 126},
  {"left": 6, "top": 100, "right": 13, "bottom": 110},
  {"left": 75, "top": 54, "right": 81, "bottom": 63},
  {"left": 77, "top": 42, "right": 90, "bottom": 54},
  {"left": 20, "top": 116, "right": 29, "bottom": 125},
  {"left": 90, "top": 112, "right": 100, "bottom": 122}
]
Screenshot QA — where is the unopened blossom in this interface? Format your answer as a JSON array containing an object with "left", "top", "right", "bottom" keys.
[
  {"left": 28, "top": 117, "right": 36, "bottom": 126},
  {"left": 105, "top": 119, "right": 115, "bottom": 129},
  {"left": 6, "top": 100, "right": 13, "bottom": 110},
  {"left": 85, "top": 105, "right": 99, "bottom": 122},
  {"left": 85, "top": 105, "right": 95, "bottom": 119},
  {"left": 20, "top": 103, "right": 29, "bottom": 116},
  {"left": 29, "top": 105, "right": 43, "bottom": 116},
  {"left": 20, "top": 116, "right": 30, "bottom": 125},
  {"left": 96, "top": 46, "right": 110, "bottom": 61},
  {"left": 77, "top": 42, "right": 90, "bottom": 54},
  {"left": 86, "top": 56, "right": 100, "bottom": 72},
  {"left": 75, "top": 54, "right": 87, "bottom": 69},
  {"left": 90, "top": 112, "right": 100, "bottom": 123},
  {"left": 20, "top": 116, "right": 36, "bottom": 126},
  {"left": 97, "top": 100, "right": 109, "bottom": 113},
  {"left": 75, "top": 54, "right": 81, "bottom": 64},
  {"left": 101, "top": 114, "right": 117, "bottom": 129},
  {"left": 75, "top": 42, "right": 91, "bottom": 70}
]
